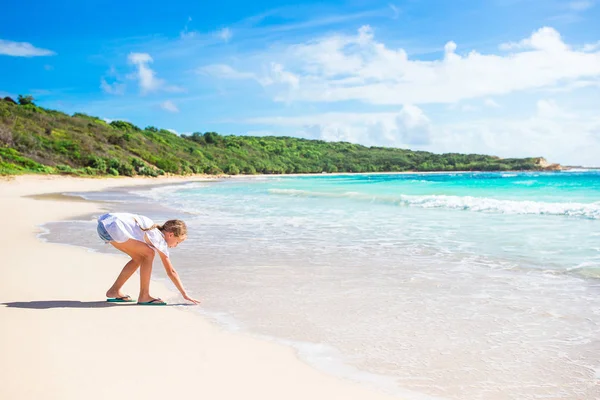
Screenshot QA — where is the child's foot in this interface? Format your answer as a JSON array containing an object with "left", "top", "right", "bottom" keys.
[
  {"left": 106, "top": 289, "right": 129, "bottom": 299},
  {"left": 106, "top": 296, "right": 135, "bottom": 303},
  {"left": 137, "top": 295, "right": 162, "bottom": 304},
  {"left": 137, "top": 298, "right": 167, "bottom": 306}
]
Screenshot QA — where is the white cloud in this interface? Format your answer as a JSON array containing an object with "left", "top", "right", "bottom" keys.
[
  {"left": 180, "top": 26, "right": 232, "bottom": 41},
  {"left": 499, "top": 27, "right": 568, "bottom": 51},
  {"left": 215, "top": 28, "right": 233, "bottom": 42},
  {"left": 536, "top": 99, "right": 574, "bottom": 119},
  {"left": 461, "top": 104, "right": 479, "bottom": 112},
  {"left": 568, "top": 0, "right": 594, "bottom": 11},
  {"left": 199, "top": 64, "right": 256, "bottom": 80},
  {"left": 268, "top": 63, "right": 300, "bottom": 88},
  {"left": 166, "top": 129, "right": 178, "bottom": 134},
  {"left": 583, "top": 41, "right": 600, "bottom": 52},
  {"left": 201, "top": 62, "right": 300, "bottom": 101},
  {"left": 396, "top": 105, "right": 432, "bottom": 145},
  {"left": 389, "top": 4, "right": 401, "bottom": 19},
  {"left": 248, "top": 112, "right": 394, "bottom": 145},
  {"left": 181, "top": 31, "right": 197, "bottom": 39},
  {"left": 0, "top": 39, "right": 55, "bottom": 57},
  {"left": 125, "top": 53, "right": 184, "bottom": 94},
  {"left": 542, "top": 78, "right": 600, "bottom": 92},
  {"left": 260, "top": 63, "right": 300, "bottom": 102},
  {"left": 435, "top": 111, "right": 600, "bottom": 167},
  {"left": 127, "top": 52, "right": 164, "bottom": 94},
  {"left": 100, "top": 78, "right": 125, "bottom": 95},
  {"left": 160, "top": 100, "right": 179, "bottom": 113},
  {"left": 100, "top": 66, "right": 126, "bottom": 95},
  {"left": 245, "top": 100, "right": 600, "bottom": 166},
  {"left": 484, "top": 98, "right": 501, "bottom": 108},
  {"left": 181, "top": 16, "right": 196, "bottom": 39},
  {"left": 203, "top": 26, "right": 600, "bottom": 105},
  {"left": 549, "top": 1, "right": 594, "bottom": 23},
  {"left": 247, "top": 105, "right": 432, "bottom": 148}
]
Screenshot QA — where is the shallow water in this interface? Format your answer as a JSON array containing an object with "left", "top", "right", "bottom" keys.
[{"left": 44, "top": 172, "right": 600, "bottom": 399}]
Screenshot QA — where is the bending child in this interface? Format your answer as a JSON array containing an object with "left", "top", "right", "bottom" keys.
[{"left": 97, "top": 212, "right": 200, "bottom": 305}]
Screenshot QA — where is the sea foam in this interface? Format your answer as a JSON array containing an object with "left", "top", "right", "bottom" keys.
[{"left": 268, "top": 189, "right": 600, "bottom": 219}]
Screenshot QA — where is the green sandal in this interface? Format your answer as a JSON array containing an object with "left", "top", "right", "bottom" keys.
[
  {"left": 106, "top": 295, "right": 135, "bottom": 303},
  {"left": 137, "top": 299, "right": 167, "bottom": 306}
]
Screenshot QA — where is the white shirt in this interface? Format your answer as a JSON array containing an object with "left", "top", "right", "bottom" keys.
[{"left": 98, "top": 212, "right": 169, "bottom": 258}]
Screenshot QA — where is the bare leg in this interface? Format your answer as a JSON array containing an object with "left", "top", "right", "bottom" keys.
[
  {"left": 138, "top": 252, "right": 154, "bottom": 302},
  {"left": 107, "top": 239, "right": 157, "bottom": 303},
  {"left": 105, "top": 257, "right": 139, "bottom": 298}
]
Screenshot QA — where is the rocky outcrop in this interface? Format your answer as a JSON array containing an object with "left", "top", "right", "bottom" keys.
[{"left": 535, "top": 157, "right": 562, "bottom": 171}]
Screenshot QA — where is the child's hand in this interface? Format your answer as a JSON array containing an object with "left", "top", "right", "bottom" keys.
[{"left": 183, "top": 294, "right": 201, "bottom": 304}]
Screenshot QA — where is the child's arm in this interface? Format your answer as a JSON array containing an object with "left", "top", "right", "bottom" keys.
[{"left": 158, "top": 252, "right": 201, "bottom": 304}]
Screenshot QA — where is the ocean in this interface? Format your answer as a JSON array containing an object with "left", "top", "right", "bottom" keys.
[{"left": 43, "top": 171, "right": 600, "bottom": 400}]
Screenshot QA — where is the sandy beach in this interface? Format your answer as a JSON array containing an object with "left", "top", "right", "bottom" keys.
[{"left": 0, "top": 175, "right": 399, "bottom": 400}]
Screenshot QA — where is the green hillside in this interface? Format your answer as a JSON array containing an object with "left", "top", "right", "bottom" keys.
[{"left": 0, "top": 97, "right": 552, "bottom": 177}]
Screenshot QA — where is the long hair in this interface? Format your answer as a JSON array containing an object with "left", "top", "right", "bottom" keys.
[{"left": 141, "top": 219, "right": 187, "bottom": 238}]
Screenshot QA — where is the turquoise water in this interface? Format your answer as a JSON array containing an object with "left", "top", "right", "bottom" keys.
[
  {"left": 55, "top": 171, "right": 600, "bottom": 400},
  {"left": 133, "top": 171, "right": 600, "bottom": 400},
  {"left": 155, "top": 171, "right": 600, "bottom": 274}
]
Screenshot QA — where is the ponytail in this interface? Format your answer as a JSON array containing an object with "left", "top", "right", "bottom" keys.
[
  {"left": 137, "top": 219, "right": 187, "bottom": 238},
  {"left": 140, "top": 223, "right": 163, "bottom": 232}
]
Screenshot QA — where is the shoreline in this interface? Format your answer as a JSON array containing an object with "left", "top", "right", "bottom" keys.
[
  {"left": 0, "top": 175, "right": 401, "bottom": 400},
  {"left": 0, "top": 166, "right": 577, "bottom": 184}
]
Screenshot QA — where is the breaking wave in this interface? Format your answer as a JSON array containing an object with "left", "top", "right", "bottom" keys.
[{"left": 268, "top": 189, "right": 600, "bottom": 219}]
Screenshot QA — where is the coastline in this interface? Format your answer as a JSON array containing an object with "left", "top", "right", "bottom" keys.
[
  {"left": 228, "top": 169, "right": 567, "bottom": 179},
  {"left": 0, "top": 175, "right": 400, "bottom": 400},
  {"left": 1, "top": 165, "right": 573, "bottom": 185}
]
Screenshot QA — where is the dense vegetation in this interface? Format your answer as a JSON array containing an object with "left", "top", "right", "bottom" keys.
[{"left": 0, "top": 97, "right": 549, "bottom": 176}]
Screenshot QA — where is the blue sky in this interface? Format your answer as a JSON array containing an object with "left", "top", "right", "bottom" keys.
[{"left": 1, "top": 0, "right": 600, "bottom": 165}]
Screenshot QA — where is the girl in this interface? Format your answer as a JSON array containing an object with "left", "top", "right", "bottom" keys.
[{"left": 97, "top": 212, "right": 200, "bottom": 305}]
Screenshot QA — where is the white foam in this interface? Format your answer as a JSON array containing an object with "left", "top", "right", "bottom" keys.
[
  {"left": 400, "top": 194, "right": 600, "bottom": 219},
  {"left": 514, "top": 180, "right": 536, "bottom": 186},
  {"left": 268, "top": 189, "right": 600, "bottom": 219},
  {"left": 135, "top": 182, "right": 209, "bottom": 201}
]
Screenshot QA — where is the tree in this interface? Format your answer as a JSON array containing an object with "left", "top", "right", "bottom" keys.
[
  {"left": 17, "top": 95, "right": 35, "bottom": 106},
  {"left": 224, "top": 163, "right": 240, "bottom": 175},
  {"left": 110, "top": 120, "right": 141, "bottom": 132},
  {"left": 204, "top": 132, "right": 221, "bottom": 144}
]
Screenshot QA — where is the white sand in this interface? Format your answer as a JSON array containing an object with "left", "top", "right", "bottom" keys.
[{"left": 0, "top": 175, "right": 400, "bottom": 400}]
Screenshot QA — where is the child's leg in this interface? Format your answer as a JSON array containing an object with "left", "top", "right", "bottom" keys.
[
  {"left": 138, "top": 250, "right": 155, "bottom": 302},
  {"left": 105, "top": 258, "right": 140, "bottom": 298},
  {"left": 109, "top": 240, "right": 156, "bottom": 302}
]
